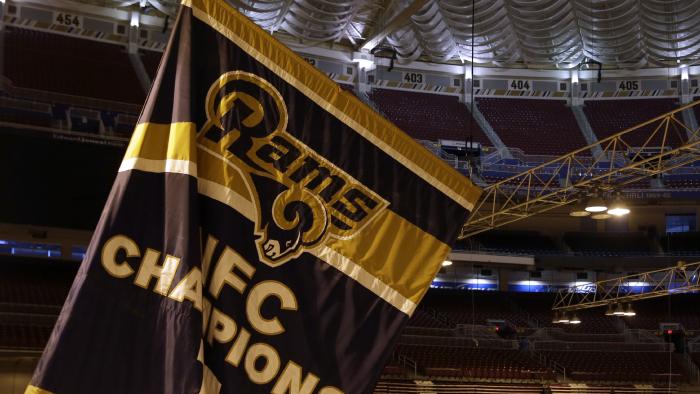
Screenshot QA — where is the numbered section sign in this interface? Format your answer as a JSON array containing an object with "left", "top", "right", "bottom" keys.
[
  {"left": 54, "top": 12, "right": 83, "bottom": 28},
  {"left": 508, "top": 79, "right": 532, "bottom": 91},
  {"left": 402, "top": 72, "right": 424, "bottom": 84},
  {"left": 617, "top": 80, "right": 641, "bottom": 91}
]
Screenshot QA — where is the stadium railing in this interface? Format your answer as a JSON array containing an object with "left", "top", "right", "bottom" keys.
[{"left": 374, "top": 381, "right": 679, "bottom": 394}]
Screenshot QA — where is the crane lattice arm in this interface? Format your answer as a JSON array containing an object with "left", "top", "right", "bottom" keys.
[{"left": 460, "top": 100, "right": 700, "bottom": 239}]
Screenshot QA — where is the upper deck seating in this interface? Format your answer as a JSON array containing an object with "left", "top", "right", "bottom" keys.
[
  {"left": 420, "top": 290, "right": 531, "bottom": 328},
  {"left": 367, "top": 89, "right": 491, "bottom": 144},
  {"left": 476, "top": 98, "right": 587, "bottom": 155},
  {"left": 583, "top": 99, "right": 682, "bottom": 148},
  {"left": 4, "top": 27, "right": 144, "bottom": 104}
]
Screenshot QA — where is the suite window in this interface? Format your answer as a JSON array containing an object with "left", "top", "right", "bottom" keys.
[{"left": 666, "top": 214, "right": 696, "bottom": 233}]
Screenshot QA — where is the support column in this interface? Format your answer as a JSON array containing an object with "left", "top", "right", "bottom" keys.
[
  {"left": 498, "top": 268, "right": 509, "bottom": 292},
  {"left": 61, "top": 243, "right": 72, "bottom": 261},
  {"left": 570, "top": 70, "right": 583, "bottom": 107},
  {"left": 462, "top": 65, "right": 473, "bottom": 104},
  {"left": 680, "top": 65, "right": 691, "bottom": 105},
  {"left": 355, "top": 65, "right": 370, "bottom": 95},
  {"left": 127, "top": 10, "right": 152, "bottom": 94},
  {"left": 352, "top": 52, "right": 374, "bottom": 96}
]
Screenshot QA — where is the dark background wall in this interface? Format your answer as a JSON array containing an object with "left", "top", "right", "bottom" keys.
[{"left": 0, "top": 129, "right": 124, "bottom": 230}]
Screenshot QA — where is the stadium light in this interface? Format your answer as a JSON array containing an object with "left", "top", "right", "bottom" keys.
[
  {"left": 613, "top": 303, "right": 626, "bottom": 316},
  {"left": 571, "top": 70, "right": 579, "bottom": 84},
  {"left": 569, "top": 201, "right": 591, "bottom": 217},
  {"left": 681, "top": 66, "right": 689, "bottom": 81},
  {"left": 130, "top": 12, "right": 140, "bottom": 28},
  {"left": 605, "top": 304, "right": 615, "bottom": 316},
  {"left": 356, "top": 59, "right": 374, "bottom": 70},
  {"left": 624, "top": 304, "right": 636, "bottom": 317},
  {"left": 607, "top": 202, "right": 630, "bottom": 216},
  {"left": 591, "top": 212, "right": 612, "bottom": 220},
  {"left": 352, "top": 52, "right": 375, "bottom": 71},
  {"left": 569, "top": 314, "right": 581, "bottom": 324},
  {"left": 585, "top": 196, "right": 607, "bottom": 213},
  {"left": 441, "top": 260, "right": 453, "bottom": 267}
]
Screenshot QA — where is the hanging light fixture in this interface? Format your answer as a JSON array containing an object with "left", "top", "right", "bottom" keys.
[
  {"left": 569, "top": 201, "right": 591, "bottom": 217},
  {"left": 605, "top": 304, "right": 615, "bottom": 316},
  {"left": 441, "top": 260, "right": 453, "bottom": 267},
  {"left": 585, "top": 196, "right": 608, "bottom": 213},
  {"left": 624, "top": 304, "right": 636, "bottom": 317},
  {"left": 552, "top": 311, "right": 560, "bottom": 324},
  {"left": 558, "top": 313, "right": 570, "bottom": 324},
  {"left": 608, "top": 197, "right": 630, "bottom": 217},
  {"left": 613, "top": 303, "right": 626, "bottom": 316},
  {"left": 569, "top": 314, "right": 581, "bottom": 324},
  {"left": 591, "top": 212, "right": 612, "bottom": 220}
]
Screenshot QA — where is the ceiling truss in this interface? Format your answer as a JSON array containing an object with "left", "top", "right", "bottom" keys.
[
  {"left": 553, "top": 260, "right": 700, "bottom": 313},
  {"left": 459, "top": 100, "right": 700, "bottom": 239}
]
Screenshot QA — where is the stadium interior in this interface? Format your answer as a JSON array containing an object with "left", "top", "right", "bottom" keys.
[{"left": 3, "top": 0, "right": 700, "bottom": 393}]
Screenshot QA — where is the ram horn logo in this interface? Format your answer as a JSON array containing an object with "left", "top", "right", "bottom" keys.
[
  {"left": 258, "top": 188, "right": 329, "bottom": 264},
  {"left": 198, "top": 71, "right": 388, "bottom": 268}
]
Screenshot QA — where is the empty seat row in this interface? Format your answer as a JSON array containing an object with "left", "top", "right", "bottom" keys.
[
  {"left": 0, "top": 95, "right": 137, "bottom": 136},
  {"left": 542, "top": 350, "right": 686, "bottom": 383},
  {"left": 4, "top": 27, "right": 144, "bottom": 104},
  {"left": 477, "top": 98, "right": 588, "bottom": 156},
  {"left": 368, "top": 89, "right": 491, "bottom": 144},
  {"left": 583, "top": 99, "right": 683, "bottom": 149}
]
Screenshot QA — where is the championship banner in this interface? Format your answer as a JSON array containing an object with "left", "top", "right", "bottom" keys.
[{"left": 27, "top": 1, "right": 481, "bottom": 393}]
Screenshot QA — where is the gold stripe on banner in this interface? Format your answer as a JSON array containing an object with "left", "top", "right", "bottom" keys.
[
  {"left": 25, "top": 385, "right": 54, "bottom": 394},
  {"left": 196, "top": 145, "right": 257, "bottom": 221},
  {"left": 312, "top": 246, "right": 417, "bottom": 315},
  {"left": 125, "top": 122, "right": 197, "bottom": 161},
  {"left": 120, "top": 122, "right": 198, "bottom": 175},
  {"left": 180, "top": 0, "right": 482, "bottom": 211},
  {"left": 324, "top": 209, "right": 450, "bottom": 306}
]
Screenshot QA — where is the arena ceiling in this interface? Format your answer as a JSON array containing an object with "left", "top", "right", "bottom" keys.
[{"left": 76, "top": 0, "right": 700, "bottom": 69}]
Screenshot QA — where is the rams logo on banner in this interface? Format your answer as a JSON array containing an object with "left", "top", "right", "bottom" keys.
[{"left": 198, "top": 72, "right": 389, "bottom": 267}]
